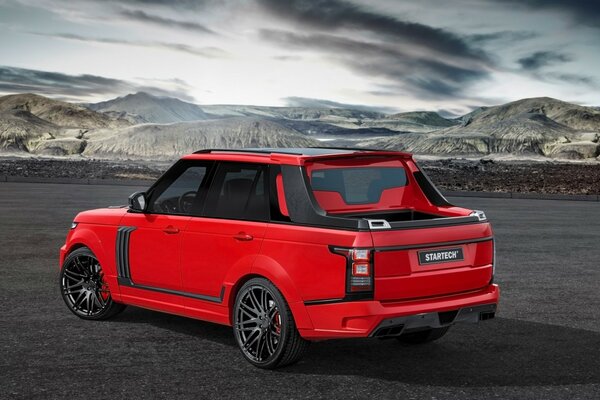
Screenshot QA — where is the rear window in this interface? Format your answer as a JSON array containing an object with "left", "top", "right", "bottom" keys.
[{"left": 310, "top": 167, "right": 407, "bottom": 205}]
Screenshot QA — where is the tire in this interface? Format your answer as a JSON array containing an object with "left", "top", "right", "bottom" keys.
[
  {"left": 60, "top": 247, "right": 126, "bottom": 320},
  {"left": 233, "top": 277, "right": 310, "bottom": 369},
  {"left": 396, "top": 326, "right": 450, "bottom": 345}
]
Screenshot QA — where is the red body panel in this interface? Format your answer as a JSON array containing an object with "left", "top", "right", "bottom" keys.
[
  {"left": 60, "top": 149, "right": 500, "bottom": 340},
  {"left": 181, "top": 217, "right": 267, "bottom": 298},
  {"left": 122, "top": 213, "right": 190, "bottom": 290}
]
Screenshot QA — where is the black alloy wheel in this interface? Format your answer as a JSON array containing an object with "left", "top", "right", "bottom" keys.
[
  {"left": 233, "top": 278, "right": 309, "bottom": 369},
  {"left": 60, "top": 247, "right": 125, "bottom": 320}
]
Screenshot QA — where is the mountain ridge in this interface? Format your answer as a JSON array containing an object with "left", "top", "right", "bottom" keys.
[{"left": 1, "top": 92, "right": 599, "bottom": 160}]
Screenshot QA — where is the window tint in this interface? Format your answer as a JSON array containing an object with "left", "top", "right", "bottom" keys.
[
  {"left": 149, "top": 165, "right": 207, "bottom": 215},
  {"left": 310, "top": 167, "right": 407, "bottom": 204},
  {"left": 204, "top": 163, "right": 269, "bottom": 221}
]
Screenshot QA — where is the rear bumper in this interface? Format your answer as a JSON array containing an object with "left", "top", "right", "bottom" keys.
[
  {"left": 298, "top": 284, "right": 499, "bottom": 340},
  {"left": 370, "top": 303, "right": 496, "bottom": 338}
]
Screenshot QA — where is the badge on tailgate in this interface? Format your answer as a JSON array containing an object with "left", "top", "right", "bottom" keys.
[{"left": 418, "top": 247, "right": 464, "bottom": 265}]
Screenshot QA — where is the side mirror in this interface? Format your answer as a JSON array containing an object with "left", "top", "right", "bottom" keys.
[{"left": 128, "top": 191, "right": 147, "bottom": 212}]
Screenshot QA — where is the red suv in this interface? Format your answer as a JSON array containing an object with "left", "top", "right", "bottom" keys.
[{"left": 59, "top": 148, "right": 499, "bottom": 368}]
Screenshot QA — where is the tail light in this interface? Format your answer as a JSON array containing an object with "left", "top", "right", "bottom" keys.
[
  {"left": 331, "top": 247, "right": 374, "bottom": 297},
  {"left": 349, "top": 249, "right": 373, "bottom": 292}
]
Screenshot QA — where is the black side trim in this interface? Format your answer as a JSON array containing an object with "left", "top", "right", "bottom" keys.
[
  {"left": 115, "top": 225, "right": 224, "bottom": 304},
  {"left": 118, "top": 278, "right": 225, "bottom": 303},
  {"left": 374, "top": 236, "right": 494, "bottom": 252},
  {"left": 304, "top": 298, "right": 345, "bottom": 306}
]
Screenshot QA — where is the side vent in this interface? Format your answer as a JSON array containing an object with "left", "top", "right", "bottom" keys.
[{"left": 116, "top": 226, "right": 136, "bottom": 280}]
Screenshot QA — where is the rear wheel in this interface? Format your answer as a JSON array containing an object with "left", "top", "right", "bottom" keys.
[
  {"left": 233, "top": 278, "right": 309, "bottom": 369},
  {"left": 60, "top": 247, "right": 125, "bottom": 320},
  {"left": 396, "top": 326, "right": 450, "bottom": 345}
]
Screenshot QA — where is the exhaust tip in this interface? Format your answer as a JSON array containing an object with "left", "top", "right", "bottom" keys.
[
  {"left": 479, "top": 312, "right": 495, "bottom": 321},
  {"left": 373, "top": 324, "right": 405, "bottom": 338}
]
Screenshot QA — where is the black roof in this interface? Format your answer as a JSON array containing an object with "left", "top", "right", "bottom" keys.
[{"left": 194, "top": 147, "right": 386, "bottom": 156}]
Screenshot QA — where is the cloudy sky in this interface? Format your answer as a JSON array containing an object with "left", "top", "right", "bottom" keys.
[{"left": 0, "top": 0, "right": 599, "bottom": 115}]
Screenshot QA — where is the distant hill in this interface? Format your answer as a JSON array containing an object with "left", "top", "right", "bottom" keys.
[
  {"left": 0, "top": 109, "right": 59, "bottom": 152},
  {"left": 1, "top": 93, "right": 599, "bottom": 161},
  {"left": 87, "top": 92, "right": 211, "bottom": 124},
  {"left": 0, "top": 93, "right": 129, "bottom": 129},
  {"left": 84, "top": 117, "right": 319, "bottom": 159},
  {"left": 458, "top": 97, "right": 600, "bottom": 132},
  {"left": 0, "top": 93, "right": 130, "bottom": 155},
  {"left": 366, "top": 98, "right": 600, "bottom": 159},
  {"left": 388, "top": 111, "right": 457, "bottom": 127}
]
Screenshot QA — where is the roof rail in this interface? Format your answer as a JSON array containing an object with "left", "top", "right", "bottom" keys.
[
  {"left": 307, "top": 146, "right": 388, "bottom": 152},
  {"left": 193, "top": 148, "right": 303, "bottom": 155}
]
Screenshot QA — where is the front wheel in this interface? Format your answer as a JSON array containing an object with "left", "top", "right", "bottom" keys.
[
  {"left": 396, "top": 326, "right": 450, "bottom": 345},
  {"left": 60, "top": 247, "right": 126, "bottom": 320},
  {"left": 233, "top": 278, "right": 309, "bottom": 369}
]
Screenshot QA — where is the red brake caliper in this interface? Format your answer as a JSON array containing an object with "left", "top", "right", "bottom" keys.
[{"left": 273, "top": 311, "right": 282, "bottom": 335}]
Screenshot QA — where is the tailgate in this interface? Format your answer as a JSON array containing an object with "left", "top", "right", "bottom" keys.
[{"left": 372, "top": 222, "right": 494, "bottom": 301}]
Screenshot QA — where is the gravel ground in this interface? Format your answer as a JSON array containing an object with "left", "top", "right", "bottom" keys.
[
  {"left": 422, "top": 159, "right": 600, "bottom": 195},
  {"left": 0, "top": 182, "right": 599, "bottom": 399},
  {"left": 1, "top": 156, "right": 599, "bottom": 195}
]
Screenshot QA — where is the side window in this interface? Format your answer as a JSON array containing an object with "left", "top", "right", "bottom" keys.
[
  {"left": 148, "top": 164, "right": 208, "bottom": 215},
  {"left": 204, "top": 163, "right": 269, "bottom": 221}
]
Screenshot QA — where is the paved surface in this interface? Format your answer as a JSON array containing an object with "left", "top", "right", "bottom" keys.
[{"left": 1, "top": 182, "right": 599, "bottom": 399}]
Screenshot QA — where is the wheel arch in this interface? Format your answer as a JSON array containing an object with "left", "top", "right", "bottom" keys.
[
  {"left": 223, "top": 255, "right": 314, "bottom": 330},
  {"left": 64, "top": 228, "right": 109, "bottom": 273}
]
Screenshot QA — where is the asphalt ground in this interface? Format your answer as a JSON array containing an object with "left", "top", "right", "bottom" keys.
[{"left": 1, "top": 182, "right": 599, "bottom": 399}]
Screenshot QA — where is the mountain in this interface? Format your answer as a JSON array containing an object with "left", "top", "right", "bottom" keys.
[
  {"left": 388, "top": 111, "right": 457, "bottom": 127},
  {"left": 458, "top": 97, "right": 600, "bottom": 132},
  {"left": 0, "top": 93, "right": 130, "bottom": 129},
  {"left": 199, "top": 104, "right": 384, "bottom": 120},
  {"left": 0, "top": 109, "right": 59, "bottom": 152},
  {"left": 2, "top": 93, "right": 599, "bottom": 161},
  {"left": 88, "top": 92, "right": 210, "bottom": 124},
  {"left": 0, "top": 93, "right": 132, "bottom": 155},
  {"left": 83, "top": 118, "right": 320, "bottom": 159},
  {"left": 327, "top": 111, "right": 457, "bottom": 133},
  {"left": 366, "top": 98, "right": 600, "bottom": 159}
]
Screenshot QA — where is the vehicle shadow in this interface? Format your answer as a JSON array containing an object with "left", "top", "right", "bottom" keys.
[
  {"left": 284, "top": 317, "right": 600, "bottom": 387},
  {"left": 113, "top": 309, "right": 600, "bottom": 387},
  {"left": 112, "top": 306, "right": 235, "bottom": 347}
]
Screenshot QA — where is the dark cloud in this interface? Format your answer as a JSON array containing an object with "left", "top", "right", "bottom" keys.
[
  {"left": 260, "top": 29, "right": 488, "bottom": 99},
  {"left": 550, "top": 73, "right": 597, "bottom": 86},
  {"left": 34, "top": 32, "right": 227, "bottom": 58},
  {"left": 284, "top": 97, "right": 396, "bottom": 114},
  {"left": 120, "top": 9, "right": 216, "bottom": 34},
  {"left": 517, "top": 51, "right": 572, "bottom": 70},
  {"left": 95, "top": 0, "right": 214, "bottom": 9},
  {"left": 0, "top": 66, "right": 195, "bottom": 101},
  {"left": 491, "top": 0, "right": 600, "bottom": 28},
  {"left": 468, "top": 30, "right": 538, "bottom": 45},
  {"left": 256, "top": 0, "right": 489, "bottom": 62}
]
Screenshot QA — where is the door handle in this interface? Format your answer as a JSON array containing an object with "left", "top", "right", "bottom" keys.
[
  {"left": 233, "top": 232, "right": 253, "bottom": 241},
  {"left": 163, "top": 225, "right": 180, "bottom": 234}
]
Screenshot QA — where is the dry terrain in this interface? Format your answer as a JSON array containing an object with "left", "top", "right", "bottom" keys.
[{"left": 2, "top": 157, "right": 599, "bottom": 195}]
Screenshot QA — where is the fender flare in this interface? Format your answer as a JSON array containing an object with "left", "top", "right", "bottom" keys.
[
  {"left": 65, "top": 227, "right": 108, "bottom": 270},
  {"left": 65, "top": 226, "right": 123, "bottom": 301},
  {"left": 227, "top": 254, "right": 313, "bottom": 330}
]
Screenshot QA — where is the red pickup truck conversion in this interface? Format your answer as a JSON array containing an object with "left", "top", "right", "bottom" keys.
[{"left": 59, "top": 148, "right": 499, "bottom": 368}]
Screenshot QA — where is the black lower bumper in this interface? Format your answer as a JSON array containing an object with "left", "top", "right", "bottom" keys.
[{"left": 370, "top": 303, "right": 497, "bottom": 338}]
